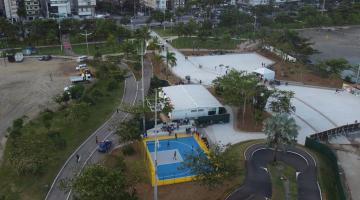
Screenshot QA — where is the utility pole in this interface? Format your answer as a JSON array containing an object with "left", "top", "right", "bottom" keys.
[
  {"left": 356, "top": 64, "right": 360, "bottom": 84},
  {"left": 141, "top": 41, "right": 146, "bottom": 134},
  {"left": 58, "top": 20, "right": 62, "bottom": 52},
  {"left": 153, "top": 88, "right": 158, "bottom": 200},
  {"left": 80, "top": 30, "right": 93, "bottom": 55}
]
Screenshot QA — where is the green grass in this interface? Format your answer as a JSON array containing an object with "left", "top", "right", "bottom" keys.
[
  {"left": 35, "top": 46, "right": 65, "bottom": 56},
  {"left": 152, "top": 27, "right": 176, "bottom": 37},
  {"left": 268, "top": 162, "right": 298, "bottom": 200},
  {"left": 72, "top": 43, "right": 122, "bottom": 56},
  {"left": 306, "top": 149, "right": 343, "bottom": 200},
  {"left": 171, "top": 37, "right": 242, "bottom": 50},
  {"left": 0, "top": 62, "right": 124, "bottom": 200}
]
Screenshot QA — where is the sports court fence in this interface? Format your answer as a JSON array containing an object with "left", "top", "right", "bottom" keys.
[{"left": 305, "top": 137, "right": 347, "bottom": 200}]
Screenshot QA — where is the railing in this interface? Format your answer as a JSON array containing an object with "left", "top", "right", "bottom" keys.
[{"left": 309, "top": 122, "right": 360, "bottom": 141}]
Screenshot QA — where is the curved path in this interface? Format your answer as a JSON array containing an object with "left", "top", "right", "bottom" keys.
[
  {"left": 45, "top": 61, "right": 152, "bottom": 200},
  {"left": 226, "top": 144, "right": 321, "bottom": 200}
]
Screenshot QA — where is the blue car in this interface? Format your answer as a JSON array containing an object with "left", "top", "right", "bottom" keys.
[{"left": 98, "top": 140, "right": 112, "bottom": 153}]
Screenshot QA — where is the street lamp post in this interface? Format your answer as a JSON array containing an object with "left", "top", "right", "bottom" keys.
[
  {"left": 356, "top": 64, "right": 360, "bottom": 84},
  {"left": 153, "top": 88, "right": 158, "bottom": 200},
  {"left": 80, "top": 30, "right": 93, "bottom": 55}
]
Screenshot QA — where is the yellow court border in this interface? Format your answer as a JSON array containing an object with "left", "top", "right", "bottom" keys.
[{"left": 143, "top": 133, "right": 209, "bottom": 186}]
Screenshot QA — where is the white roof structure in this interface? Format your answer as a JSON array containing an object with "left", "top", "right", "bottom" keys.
[
  {"left": 161, "top": 84, "right": 223, "bottom": 110},
  {"left": 253, "top": 67, "right": 275, "bottom": 80}
]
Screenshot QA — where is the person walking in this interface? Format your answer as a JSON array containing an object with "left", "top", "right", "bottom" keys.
[
  {"left": 175, "top": 133, "right": 178, "bottom": 140},
  {"left": 95, "top": 136, "right": 98, "bottom": 144},
  {"left": 173, "top": 151, "right": 177, "bottom": 160},
  {"left": 76, "top": 154, "right": 80, "bottom": 163}
]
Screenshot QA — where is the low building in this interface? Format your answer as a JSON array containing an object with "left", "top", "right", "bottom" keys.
[
  {"left": 160, "top": 84, "right": 229, "bottom": 125},
  {"left": 49, "top": 0, "right": 71, "bottom": 17},
  {"left": 76, "top": 0, "right": 95, "bottom": 17}
]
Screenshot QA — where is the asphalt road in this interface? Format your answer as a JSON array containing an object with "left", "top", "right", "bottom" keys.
[
  {"left": 45, "top": 60, "right": 152, "bottom": 200},
  {"left": 226, "top": 144, "right": 321, "bottom": 200}
]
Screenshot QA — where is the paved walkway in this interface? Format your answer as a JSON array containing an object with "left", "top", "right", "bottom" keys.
[{"left": 45, "top": 60, "right": 152, "bottom": 200}]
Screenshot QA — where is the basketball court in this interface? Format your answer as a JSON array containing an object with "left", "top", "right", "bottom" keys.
[{"left": 144, "top": 135, "right": 208, "bottom": 185}]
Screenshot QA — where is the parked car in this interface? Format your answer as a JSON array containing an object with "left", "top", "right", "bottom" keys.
[
  {"left": 38, "top": 55, "right": 52, "bottom": 61},
  {"left": 98, "top": 140, "right": 112, "bottom": 153},
  {"left": 76, "top": 63, "right": 87, "bottom": 70},
  {"left": 76, "top": 55, "right": 88, "bottom": 63}
]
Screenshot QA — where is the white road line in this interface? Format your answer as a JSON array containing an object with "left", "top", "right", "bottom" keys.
[
  {"left": 45, "top": 78, "right": 128, "bottom": 200},
  {"left": 65, "top": 74, "right": 140, "bottom": 200},
  {"left": 287, "top": 150, "right": 309, "bottom": 166}
]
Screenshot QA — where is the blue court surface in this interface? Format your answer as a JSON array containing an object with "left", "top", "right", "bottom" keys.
[{"left": 146, "top": 136, "right": 205, "bottom": 180}]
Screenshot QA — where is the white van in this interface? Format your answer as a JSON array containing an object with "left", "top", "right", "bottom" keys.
[
  {"left": 76, "top": 63, "right": 87, "bottom": 70},
  {"left": 76, "top": 56, "right": 88, "bottom": 63}
]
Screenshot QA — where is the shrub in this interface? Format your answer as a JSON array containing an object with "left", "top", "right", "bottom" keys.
[
  {"left": 122, "top": 144, "right": 135, "bottom": 156},
  {"left": 107, "top": 80, "right": 118, "bottom": 91}
]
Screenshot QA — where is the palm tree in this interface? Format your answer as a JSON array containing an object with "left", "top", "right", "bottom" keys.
[
  {"left": 263, "top": 113, "right": 299, "bottom": 162},
  {"left": 165, "top": 50, "right": 177, "bottom": 78}
]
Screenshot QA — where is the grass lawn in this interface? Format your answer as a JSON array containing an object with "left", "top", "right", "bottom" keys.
[
  {"left": 152, "top": 27, "right": 175, "bottom": 37},
  {"left": 0, "top": 62, "right": 124, "bottom": 200},
  {"left": 35, "top": 46, "right": 65, "bottom": 56},
  {"left": 268, "top": 162, "right": 298, "bottom": 200},
  {"left": 171, "top": 37, "right": 241, "bottom": 50},
  {"left": 72, "top": 43, "right": 122, "bottom": 56}
]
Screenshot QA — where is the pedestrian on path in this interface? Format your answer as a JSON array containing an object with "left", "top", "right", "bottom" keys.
[
  {"left": 175, "top": 133, "right": 178, "bottom": 140},
  {"left": 76, "top": 154, "right": 80, "bottom": 163},
  {"left": 117, "top": 108, "right": 119, "bottom": 113},
  {"left": 95, "top": 136, "right": 98, "bottom": 144}
]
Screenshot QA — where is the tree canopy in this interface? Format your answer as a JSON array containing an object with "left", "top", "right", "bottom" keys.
[
  {"left": 181, "top": 144, "right": 240, "bottom": 188},
  {"left": 263, "top": 113, "right": 299, "bottom": 161},
  {"left": 65, "top": 165, "right": 136, "bottom": 200}
]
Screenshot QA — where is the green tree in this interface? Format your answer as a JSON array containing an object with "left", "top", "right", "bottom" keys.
[
  {"left": 316, "top": 58, "right": 350, "bottom": 77},
  {"left": 116, "top": 118, "right": 141, "bottom": 142},
  {"left": 263, "top": 114, "right": 299, "bottom": 162},
  {"left": 165, "top": 50, "right": 177, "bottom": 78},
  {"left": 64, "top": 165, "right": 136, "bottom": 200},
  {"left": 181, "top": 144, "right": 240, "bottom": 188},
  {"left": 106, "top": 34, "right": 117, "bottom": 52},
  {"left": 213, "top": 70, "right": 258, "bottom": 123},
  {"left": 269, "top": 90, "right": 295, "bottom": 114}
]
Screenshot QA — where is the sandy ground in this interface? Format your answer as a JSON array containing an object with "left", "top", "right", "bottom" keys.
[
  {"left": 0, "top": 58, "right": 75, "bottom": 160},
  {"left": 298, "top": 26, "right": 360, "bottom": 65}
]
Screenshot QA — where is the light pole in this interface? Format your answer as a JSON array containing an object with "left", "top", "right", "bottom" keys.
[
  {"left": 153, "top": 88, "right": 158, "bottom": 200},
  {"left": 80, "top": 30, "right": 93, "bottom": 55},
  {"left": 58, "top": 20, "right": 62, "bottom": 52},
  {"left": 356, "top": 64, "right": 360, "bottom": 84}
]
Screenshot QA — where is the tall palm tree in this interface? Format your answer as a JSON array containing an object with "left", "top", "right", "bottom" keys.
[
  {"left": 263, "top": 113, "right": 299, "bottom": 162},
  {"left": 165, "top": 50, "right": 177, "bottom": 78}
]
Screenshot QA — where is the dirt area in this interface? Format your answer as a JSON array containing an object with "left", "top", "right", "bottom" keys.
[
  {"left": 257, "top": 50, "right": 343, "bottom": 88},
  {"left": 298, "top": 26, "right": 360, "bottom": 65},
  {"left": 236, "top": 105, "right": 271, "bottom": 132},
  {"left": 332, "top": 136, "right": 360, "bottom": 200},
  {"left": 0, "top": 57, "right": 75, "bottom": 160},
  {"left": 138, "top": 180, "right": 235, "bottom": 200}
]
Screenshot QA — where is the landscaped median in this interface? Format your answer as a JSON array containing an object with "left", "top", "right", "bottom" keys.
[{"left": 0, "top": 60, "right": 126, "bottom": 200}]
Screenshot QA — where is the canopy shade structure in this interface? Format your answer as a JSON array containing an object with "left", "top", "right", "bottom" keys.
[{"left": 253, "top": 67, "right": 275, "bottom": 81}]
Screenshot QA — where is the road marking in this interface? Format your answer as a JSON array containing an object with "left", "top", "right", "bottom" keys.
[
  {"left": 46, "top": 65, "right": 138, "bottom": 200},
  {"left": 287, "top": 150, "right": 309, "bottom": 166},
  {"left": 65, "top": 73, "right": 140, "bottom": 200}
]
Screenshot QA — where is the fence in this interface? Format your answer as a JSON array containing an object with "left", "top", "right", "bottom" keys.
[
  {"left": 309, "top": 123, "right": 360, "bottom": 141},
  {"left": 305, "top": 137, "right": 347, "bottom": 200}
]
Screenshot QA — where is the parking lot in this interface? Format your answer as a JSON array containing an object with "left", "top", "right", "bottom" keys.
[
  {"left": 298, "top": 26, "right": 360, "bottom": 65},
  {"left": 0, "top": 57, "right": 75, "bottom": 160}
]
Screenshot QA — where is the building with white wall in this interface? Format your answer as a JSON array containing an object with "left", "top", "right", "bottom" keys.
[
  {"left": 49, "top": 0, "right": 71, "bottom": 17},
  {"left": 160, "top": 84, "right": 227, "bottom": 120},
  {"left": 76, "top": 0, "right": 95, "bottom": 17},
  {"left": 4, "top": 0, "right": 19, "bottom": 21},
  {"left": 24, "top": 0, "right": 41, "bottom": 19}
]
